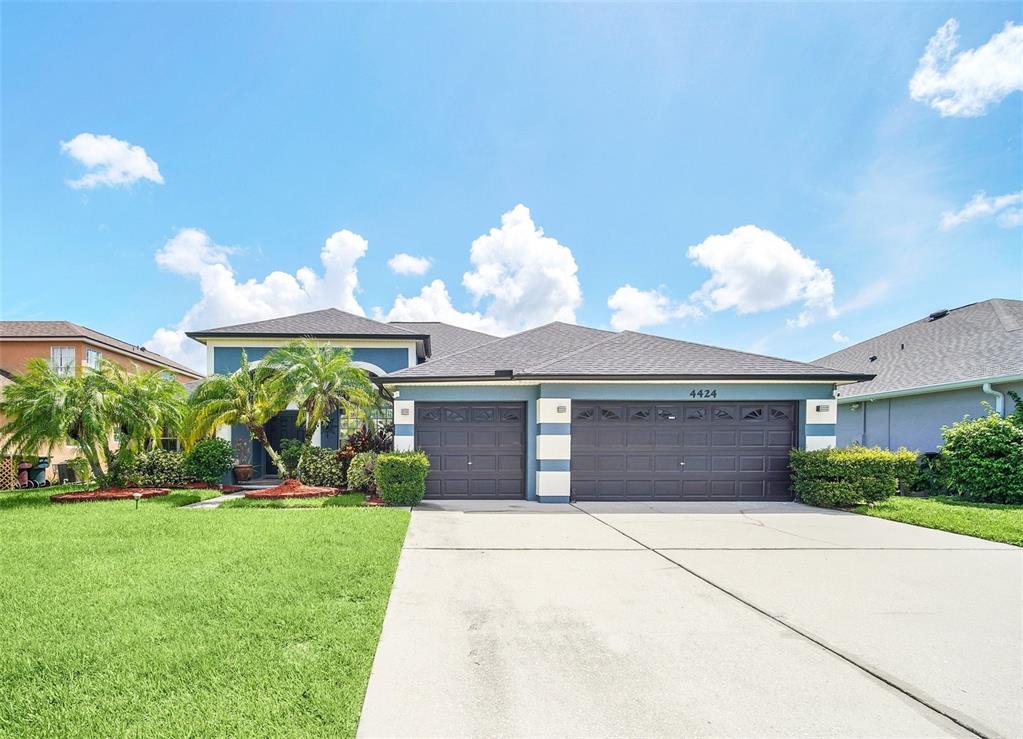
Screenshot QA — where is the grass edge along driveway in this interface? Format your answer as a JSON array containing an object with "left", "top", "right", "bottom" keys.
[
  {"left": 0, "top": 487, "right": 409, "bottom": 738},
  {"left": 854, "top": 495, "right": 1023, "bottom": 546}
]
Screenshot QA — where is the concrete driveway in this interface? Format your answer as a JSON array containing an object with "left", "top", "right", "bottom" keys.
[{"left": 358, "top": 501, "right": 1022, "bottom": 738}]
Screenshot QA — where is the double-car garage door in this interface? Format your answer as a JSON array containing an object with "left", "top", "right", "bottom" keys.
[{"left": 415, "top": 400, "right": 797, "bottom": 501}]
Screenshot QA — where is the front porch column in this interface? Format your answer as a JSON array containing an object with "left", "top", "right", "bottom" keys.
[
  {"left": 804, "top": 399, "right": 837, "bottom": 450},
  {"left": 393, "top": 400, "right": 415, "bottom": 452},
  {"left": 536, "top": 398, "right": 571, "bottom": 503}
]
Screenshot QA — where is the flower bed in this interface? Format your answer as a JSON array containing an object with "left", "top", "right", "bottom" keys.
[
  {"left": 51, "top": 487, "right": 170, "bottom": 504},
  {"left": 243, "top": 478, "right": 340, "bottom": 499},
  {"left": 180, "top": 481, "right": 244, "bottom": 493}
]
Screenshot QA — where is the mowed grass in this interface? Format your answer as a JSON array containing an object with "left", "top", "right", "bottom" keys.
[
  {"left": 222, "top": 492, "right": 366, "bottom": 509},
  {"left": 0, "top": 486, "right": 409, "bottom": 737},
  {"left": 854, "top": 495, "right": 1023, "bottom": 546}
]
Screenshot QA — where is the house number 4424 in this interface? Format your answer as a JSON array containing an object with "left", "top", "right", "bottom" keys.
[{"left": 689, "top": 389, "right": 717, "bottom": 398}]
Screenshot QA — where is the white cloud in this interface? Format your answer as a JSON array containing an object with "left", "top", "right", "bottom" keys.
[
  {"left": 940, "top": 191, "right": 1023, "bottom": 230},
  {"left": 607, "top": 284, "right": 702, "bottom": 331},
  {"left": 60, "top": 133, "right": 164, "bottom": 189},
  {"left": 909, "top": 19, "right": 1023, "bottom": 117},
  {"left": 687, "top": 225, "right": 836, "bottom": 328},
  {"left": 832, "top": 331, "right": 851, "bottom": 344},
  {"left": 387, "top": 253, "right": 432, "bottom": 276},
  {"left": 377, "top": 204, "right": 582, "bottom": 334},
  {"left": 146, "top": 227, "right": 368, "bottom": 371}
]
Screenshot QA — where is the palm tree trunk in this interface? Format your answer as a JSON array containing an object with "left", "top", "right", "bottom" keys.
[{"left": 250, "top": 426, "right": 287, "bottom": 478}]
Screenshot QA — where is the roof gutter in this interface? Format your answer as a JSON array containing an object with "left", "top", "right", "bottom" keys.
[
  {"left": 376, "top": 372, "right": 874, "bottom": 385},
  {"left": 835, "top": 374, "right": 1023, "bottom": 404}
]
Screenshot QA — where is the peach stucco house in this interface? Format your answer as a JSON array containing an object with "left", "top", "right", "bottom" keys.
[{"left": 0, "top": 321, "right": 203, "bottom": 482}]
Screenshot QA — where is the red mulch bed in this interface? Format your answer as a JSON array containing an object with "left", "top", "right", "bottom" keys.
[
  {"left": 243, "top": 478, "right": 340, "bottom": 499},
  {"left": 51, "top": 487, "right": 170, "bottom": 504}
]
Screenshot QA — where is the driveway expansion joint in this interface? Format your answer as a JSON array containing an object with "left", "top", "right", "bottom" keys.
[{"left": 569, "top": 503, "right": 991, "bottom": 739}]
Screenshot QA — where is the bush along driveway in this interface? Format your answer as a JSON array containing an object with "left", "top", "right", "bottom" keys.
[
  {"left": 854, "top": 495, "right": 1023, "bottom": 546},
  {"left": 0, "top": 486, "right": 409, "bottom": 737}
]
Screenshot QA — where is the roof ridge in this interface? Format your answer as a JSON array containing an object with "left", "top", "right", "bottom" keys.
[
  {"left": 389, "top": 320, "right": 496, "bottom": 337},
  {"left": 522, "top": 330, "right": 624, "bottom": 373},
  {"left": 200, "top": 306, "right": 420, "bottom": 335}
]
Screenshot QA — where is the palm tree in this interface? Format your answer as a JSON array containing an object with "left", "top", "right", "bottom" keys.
[
  {"left": 263, "top": 340, "right": 379, "bottom": 445},
  {"left": 104, "top": 362, "right": 188, "bottom": 452},
  {"left": 0, "top": 358, "right": 187, "bottom": 481},
  {"left": 184, "top": 351, "right": 293, "bottom": 474}
]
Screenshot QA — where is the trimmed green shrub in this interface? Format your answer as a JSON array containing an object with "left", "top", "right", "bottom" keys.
[
  {"left": 375, "top": 451, "right": 430, "bottom": 506},
  {"left": 184, "top": 438, "right": 234, "bottom": 486},
  {"left": 279, "top": 439, "right": 305, "bottom": 479},
  {"left": 126, "top": 448, "right": 189, "bottom": 487},
  {"left": 337, "top": 424, "right": 394, "bottom": 480},
  {"left": 347, "top": 451, "right": 378, "bottom": 493},
  {"left": 299, "top": 447, "right": 345, "bottom": 488},
  {"left": 790, "top": 446, "right": 918, "bottom": 508},
  {"left": 939, "top": 413, "right": 1023, "bottom": 504}
]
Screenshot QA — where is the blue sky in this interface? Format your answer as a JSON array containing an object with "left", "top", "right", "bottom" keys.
[{"left": 2, "top": 2, "right": 1021, "bottom": 371}]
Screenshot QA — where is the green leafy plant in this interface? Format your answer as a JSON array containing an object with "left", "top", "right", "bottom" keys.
[
  {"left": 184, "top": 438, "right": 235, "bottom": 486},
  {"left": 337, "top": 424, "right": 393, "bottom": 479},
  {"left": 374, "top": 451, "right": 430, "bottom": 506},
  {"left": 278, "top": 439, "right": 306, "bottom": 479},
  {"left": 939, "top": 412, "right": 1023, "bottom": 504},
  {"left": 346, "top": 451, "right": 379, "bottom": 493},
  {"left": 126, "top": 449, "right": 189, "bottom": 487},
  {"left": 298, "top": 447, "right": 345, "bottom": 488},
  {"left": 67, "top": 457, "right": 93, "bottom": 483},
  {"left": 789, "top": 446, "right": 918, "bottom": 508}
]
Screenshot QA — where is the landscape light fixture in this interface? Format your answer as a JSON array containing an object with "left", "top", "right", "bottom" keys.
[{"left": 132, "top": 491, "right": 143, "bottom": 510}]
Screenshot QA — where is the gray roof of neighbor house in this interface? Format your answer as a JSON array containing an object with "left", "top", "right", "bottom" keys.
[
  {"left": 384, "top": 322, "right": 871, "bottom": 383},
  {"left": 815, "top": 299, "right": 1023, "bottom": 400},
  {"left": 0, "top": 320, "right": 202, "bottom": 379},
  {"left": 388, "top": 322, "right": 496, "bottom": 358}
]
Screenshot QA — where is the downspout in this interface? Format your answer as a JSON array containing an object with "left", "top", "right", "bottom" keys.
[{"left": 982, "top": 383, "right": 1005, "bottom": 416}]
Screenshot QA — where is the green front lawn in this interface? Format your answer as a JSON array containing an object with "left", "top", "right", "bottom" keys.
[
  {"left": 854, "top": 495, "right": 1023, "bottom": 546},
  {"left": 223, "top": 492, "right": 366, "bottom": 509},
  {"left": 0, "top": 486, "right": 409, "bottom": 737}
]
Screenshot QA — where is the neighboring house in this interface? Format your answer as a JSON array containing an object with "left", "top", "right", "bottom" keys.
[
  {"left": 187, "top": 308, "right": 869, "bottom": 502},
  {"left": 816, "top": 299, "right": 1023, "bottom": 452},
  {"left": 0, "top": 320, "right": 204, "bottom": 479}
]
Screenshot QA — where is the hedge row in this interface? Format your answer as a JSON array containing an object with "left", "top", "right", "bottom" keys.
[{"left": 790, "top": 446, "right": 918, "bottom": 508}]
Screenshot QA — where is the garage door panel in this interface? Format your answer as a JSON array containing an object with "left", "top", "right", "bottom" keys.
[
  {"left": 572, "top": 401, "right": 796, "bottom": 502},
  {"left": 417, "top": 403, "right": 525, "bottom": 500}
]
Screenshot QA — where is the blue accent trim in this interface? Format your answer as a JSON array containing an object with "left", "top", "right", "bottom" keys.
[
  {"left": 213, "top": 346, "right": 411, "bottom": 374},
  {"left": 537, "top": 495, "right": 571, "bottom": 504},
  {"left": 394, "top": 424, "right": 415, "bottom": 437},
  {"left": 539, "top": 460, "right": 570, "bottom": 471},
  {"left": 805, "top": 423, "right": 837, "bottom": 436},
  {"left": 539, "top": 382, "right": 835, "bottom": 401},
  {"left": 538, "top": 423, "right": 571, "bottom": 435}
]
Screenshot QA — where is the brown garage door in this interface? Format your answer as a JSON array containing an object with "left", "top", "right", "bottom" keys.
[
  {"left": 571, "top": 401, "right": 796, "bottom": 501},
  {"left": 416, "top": 402, "right": 526, "bottom": 499}
]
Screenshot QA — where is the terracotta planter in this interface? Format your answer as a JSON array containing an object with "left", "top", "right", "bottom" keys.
[{"left": 233, "top": 464, "right": 254, "bottom": 483}]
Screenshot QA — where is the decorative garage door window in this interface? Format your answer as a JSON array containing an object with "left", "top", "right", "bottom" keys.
[
  {"left": 571, "top": 402, "right": 797, "bottom": 502},
  {"left": 415, "top": 403, "right": 526, "bottom": 500}
]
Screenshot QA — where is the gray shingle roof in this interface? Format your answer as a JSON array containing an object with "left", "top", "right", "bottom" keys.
[
  {"left": 815, "top": 299, "right": 1023, "bottom": 399},
  {"left": 0, "top": 320, "right": 202, "bottom": 378},
  {"left": 385, "top": 322, "right": 615, "bottom": 379},
  {"left": 389, "top": 322, "right": 496, "bottom": 358},
  {"left": 385, "top": 322, "right": 869, "bottom": 382},
  {"left": 187, "top": 308, "right": 421, "bottom": 340}
]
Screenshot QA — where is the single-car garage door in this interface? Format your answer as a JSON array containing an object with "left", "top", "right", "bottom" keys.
[
  {"left": 416, "top": 402, "right": 526, "bottom": 499},
  {"left": 571, "top": 401, "right": 796, "bottom": 501}
]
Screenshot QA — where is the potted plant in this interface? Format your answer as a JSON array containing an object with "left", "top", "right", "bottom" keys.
[{"left": 232, "top": 437, "right": 254, "bottom": 483}]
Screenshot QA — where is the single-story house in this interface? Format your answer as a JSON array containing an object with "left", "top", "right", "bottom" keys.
[
  {"left": 815, "top": 298, "right": 1023, "bottom": 452},
  {"left": 186, "top": 308, "right": 871, "bottom": 503}
]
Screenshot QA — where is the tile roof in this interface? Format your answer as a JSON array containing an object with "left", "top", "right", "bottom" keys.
[
  {"left": 388, "top": 322, "right": 497, "bottom": 357},
  {"left": 187, "top": 308, "right": 422, "bottom": 339},
  {"left": 815, "top": 299, "right": 1023, "bottom": 399},
  {"left": 385, "top": 322, "right": 868, "bottom": 382},
  {"left": 0, "top": 321, "right": 202, "bottom": 378}
]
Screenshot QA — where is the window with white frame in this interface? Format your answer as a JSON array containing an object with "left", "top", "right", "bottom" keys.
[
  {"left": 85, "top": 349, "right": 102, "bottom": 370},
  {"left": 50, "top": 346, "right": 76, "bottom": 376}
]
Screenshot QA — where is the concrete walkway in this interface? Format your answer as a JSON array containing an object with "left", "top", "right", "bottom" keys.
[
  {"left": 358, "top": 500, "right": 1022, "bottom": 738},
  {"left": 182, "top": 492, "right": 245, "bottom": 509}
]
